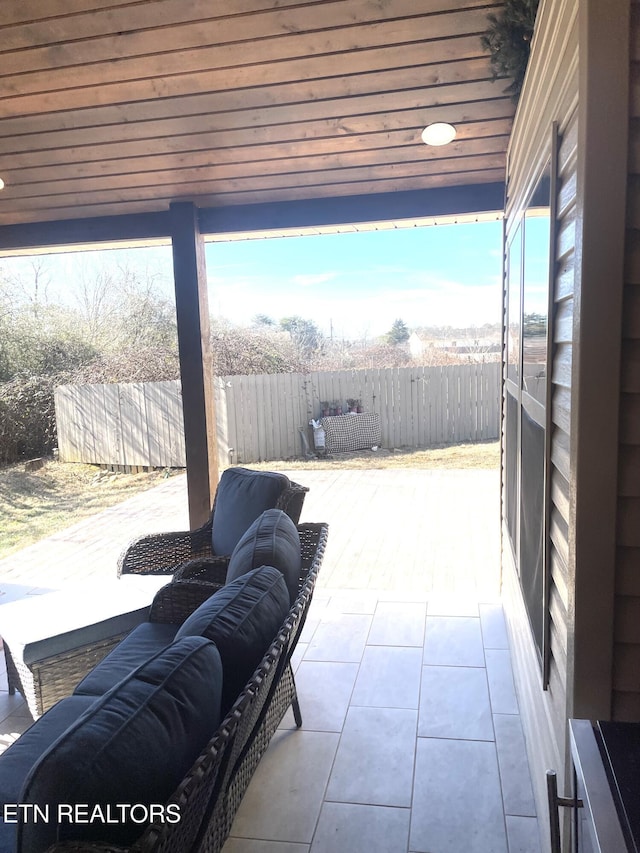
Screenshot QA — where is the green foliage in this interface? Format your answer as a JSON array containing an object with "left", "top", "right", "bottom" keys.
[
  {"left": 252, "top": 313, "right": 276, "bottom": 327},
  {"left": 0, "top": 307, "right": 97, "bottom": 381},
  {"left": 0, "top": 374, "right": 63, "bottom": 466},
  {"left": 481, "top": 0, "right": 540, "bottom": 102},
  {"left": 386, "top": 319, "right": 410, "bottom": 346},
  {"left": 279, "top": 315, "right": 324, "bottom": 360},
  {"left": 0, "top": 257, "right": 179, "bottom": 465}
]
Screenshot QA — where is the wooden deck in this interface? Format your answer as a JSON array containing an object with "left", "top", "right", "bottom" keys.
[{"left": 0, "top": 467, "right": 501, "bottom": 605}]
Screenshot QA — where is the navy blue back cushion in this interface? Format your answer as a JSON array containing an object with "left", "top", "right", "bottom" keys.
[
  {"left": 18, "top": 636, "right": 223, "bottom": 851},
  {"left": 175, "top": 566, "right": 290, "bottom": 714},
  {"left": 73, "top": 622, "right": 178, "bottom": 697},
  {"left": 211, "top": 468, "right": 289, "bottom": 556},
  {"left": 226, "top": 509, "right": 302, "bottom": 605},
  {"left": 0, "top": 695, "right": 97, "bottom": 853}
]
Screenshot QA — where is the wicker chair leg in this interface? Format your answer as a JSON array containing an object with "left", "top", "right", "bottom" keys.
[
  {"left": 292, "top": 693, "right": 302, "bottom": 728},
  {"left": 3, "top": 647, "right": 18, "bottom": 696}
]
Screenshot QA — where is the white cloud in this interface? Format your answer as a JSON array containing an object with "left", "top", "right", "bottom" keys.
[{"left": 291, "top": 272, "right": 338, "bottom": 287}]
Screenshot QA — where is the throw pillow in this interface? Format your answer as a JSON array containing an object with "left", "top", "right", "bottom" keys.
[
  {"left": 226, "top": 508, "right": 301, "bottom": 605},
  {"left": 175, "top": 565, "right": 290, "bottom": 713}
]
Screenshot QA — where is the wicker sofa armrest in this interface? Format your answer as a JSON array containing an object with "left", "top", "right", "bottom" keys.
[
  {"left": 276, "top": 480, "right": 309, "bottom": 525},
  {"left": 148, "top": 580, "right": 222, "bottom": 625},
  {"left": 172, "top": 556, "right": 230, "bottom": 585},
  {"left": 117, "top": 519, "right": 214, "bottom": 577}
]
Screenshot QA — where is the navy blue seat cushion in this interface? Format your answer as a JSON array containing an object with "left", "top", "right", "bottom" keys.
[
  {"left": 175, "top": 566, "right": 290, "bottom": 713},
  {"left": 226, "top": 509, "right": 302, "bottom": 605},
  {"left": 73, "top": 621, "right": 178, "bottom": 696},
  {"left": 18, "top": 636, "right": 223, "bottom": 852},
  {"left": 0, "top": 695, "right": 97, "bottom": 853},
  {"left": 211, "top": 468, "right": 290, "bottom": 556}
]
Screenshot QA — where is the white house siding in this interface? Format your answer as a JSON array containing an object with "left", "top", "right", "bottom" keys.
[{"left": 501, "top": 0, "right": 578, "bottom": 846}]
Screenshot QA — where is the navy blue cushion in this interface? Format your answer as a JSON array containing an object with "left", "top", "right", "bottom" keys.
[
  {"left": 73, "top": 622, "right": 178, "bottom": 696},
  {"left": 211, "top": 468, "right": 290, "bottom": 556},
  {"left": 175, "top": 566, "right": 290, "bottom": 713},
  {"left": 0, "top": 695, "right": 97, "bottom": 853},
  {"left": 226, "top": 509, "right": 302, "bottom": 605},
  {"left": 18, "top": 636, "right": 223, "bottom": 851}
]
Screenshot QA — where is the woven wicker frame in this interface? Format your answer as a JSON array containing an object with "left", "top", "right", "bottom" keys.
[
  {"left": 4, "top": 631, "right": 134, "bottom": 720},
  {"left": 29, "top": 521, "right": 328, "bottom": 853},
  {"left": 117, "top": 479, "right": 308, "bottom": 577}
]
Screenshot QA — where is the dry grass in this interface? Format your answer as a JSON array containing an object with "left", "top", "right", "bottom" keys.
[
  {"left": 0, "top": 441, "right": 499, "bottom": 561},
  {"left": 0, "top": 459, "right": 174, "bottom": 560},
  {"left": 248, "top": 440, "right": 500, "bottom": 471}
]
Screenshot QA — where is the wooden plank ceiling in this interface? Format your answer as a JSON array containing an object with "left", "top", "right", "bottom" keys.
[{"left": 0, "top": 0, "right": 514, "bottom": 228}]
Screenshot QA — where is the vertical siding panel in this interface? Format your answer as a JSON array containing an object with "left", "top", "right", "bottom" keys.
[
  {"left": 614, "top": 8, "right": 640, "bottom": 718},
  {"left": 500, "top": 0, "right": 580, "bottom": 831}
]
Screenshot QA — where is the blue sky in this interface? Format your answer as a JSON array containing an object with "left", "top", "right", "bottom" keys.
[
  {"left": 2, "top": 219, "right": 503, "bottom": 340},
  {"left": 206, "top": 219, "right": 503, "bottom": 339}
]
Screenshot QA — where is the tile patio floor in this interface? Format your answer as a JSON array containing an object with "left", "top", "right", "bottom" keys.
[{"left": 0, "top": 467, "right": 542, "bottom": 853}]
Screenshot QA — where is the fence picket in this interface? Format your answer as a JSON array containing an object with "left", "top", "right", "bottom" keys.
[{"left": 55, "top": 364, "right": 499, "bottom": 466}]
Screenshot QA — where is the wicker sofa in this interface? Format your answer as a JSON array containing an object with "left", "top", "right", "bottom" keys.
[
  {"left": 1, "top": 467, "right": 309, "bottom": 722},
  {"left": 118, "top": 466, "right": 308, "bottom": 577},
  {"left": 0, "top": 516, "right": 328, "bottom": 853}
]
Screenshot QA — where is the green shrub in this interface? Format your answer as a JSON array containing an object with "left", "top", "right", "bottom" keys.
[{"left": 0, "top": 374, "right": 63, "bottom": 466}]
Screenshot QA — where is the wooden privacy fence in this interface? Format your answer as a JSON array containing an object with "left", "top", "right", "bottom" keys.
[
  {"left": 54, "top": 380, "right": 186, "bottom": 469},
  {"left": 55, "top": 363, "right": 500, "bottom": 467}
]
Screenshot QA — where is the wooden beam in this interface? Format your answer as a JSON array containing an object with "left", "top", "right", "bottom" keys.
[
  {"left": 0, "top": 183, "right": 505, "bottom": 250},
  {"left": 199, "top": 183, "right": 505, "bottom": 234},
  {"left": 170, "top": 201, "right": 219, "bottom": 529},
  {"left": 0, "top": 210, "right": 169, "bottom": 252}
]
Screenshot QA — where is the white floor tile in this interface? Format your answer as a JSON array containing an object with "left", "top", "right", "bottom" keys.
[
  {"left": 505, "top": 815, "right": 542, "bottom": 853},
  {"left": 0, "top": 691, "right": 30, "bottom": 723},
  {"left": 351, "top": 646, "right": 422, "bottom": 710},
  {"left": 486, "top": 649, "right": 519, "bottom": 714},
  {"left": 311, "top": 802, "right": 410, "bottom": 853},
  {"left": 324, "top": 593, "right": 378, "bottom": 615},
  {"left": 304, "top": 613, "right": 372, "bottom": 663},
  {"left": 223, "top": 840, "right": 309, "bottom": 853},
  {"left": 299, "top": 617, "right": 320, "bottom": 645},
  {"left": 411, "top": 738, "right": 508, "bottom": 853},
  {"left": 494, "top": 714, "right": 537, "bottom": 816},
  {"left": 230, "top": 730, "right": 339, "bottom": 844},
  {"left": 423, "top": 616, "right": 485, "bottom": 667},
  {"left": 280, "top": 661, "right": 358, "bottom": 732},
  {"left": 290, "top": 643, "right": 308, "bottom": 673},
  {"left": 480, "top": 604, "right": 510, "bottom": 649},
  {"left": 367, "top": 602, "right": 426, "bottom": 647},
  {"left": 419, "top": 665, "right": 494, "bottom": 741},
  {"left": 326, "top": 706, "right": 417, "bottom": 807},
  {"left": 427, "top": 596, "right": 480, "bottom": 617}
]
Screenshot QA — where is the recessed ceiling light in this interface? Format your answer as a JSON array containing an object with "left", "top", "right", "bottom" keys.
[
  {"left": 0, "top": 178, "right": 5, "bottom": 190},
  {"left": 421, "top": 122, "right": 457, "bottom": 146}
]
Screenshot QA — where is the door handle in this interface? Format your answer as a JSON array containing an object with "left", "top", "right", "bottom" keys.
[{"left": 547, "top": 770, "right": 583, "bottom": 853}]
